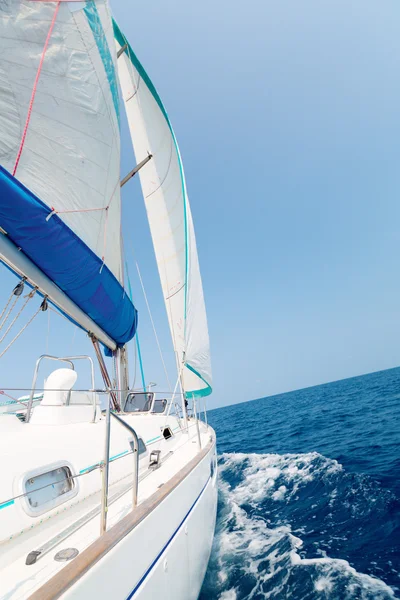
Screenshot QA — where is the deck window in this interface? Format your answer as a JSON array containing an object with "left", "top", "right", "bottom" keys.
[{"left": 124, "top": 392, "right": 154, "bottom": 412}]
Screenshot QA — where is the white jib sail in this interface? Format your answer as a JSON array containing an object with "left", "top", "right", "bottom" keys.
[{"left": 114, "top": 22, "right": 212, "bottom": 398}]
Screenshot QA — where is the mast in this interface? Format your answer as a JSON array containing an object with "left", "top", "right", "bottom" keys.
[{"left": 116, "top": 346, "right": 130, "bottom": 409}]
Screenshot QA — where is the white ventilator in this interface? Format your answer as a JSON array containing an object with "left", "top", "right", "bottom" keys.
[
  {"left": 114, "top": 21, "right": 212, "bottom": 399},
  {"left": 41, "top": 369, "right": 78, "bottom": 406}
]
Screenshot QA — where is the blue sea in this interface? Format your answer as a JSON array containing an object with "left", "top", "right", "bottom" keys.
[{"left": 199, "top": 367, "right": 400, "bottom": 599}]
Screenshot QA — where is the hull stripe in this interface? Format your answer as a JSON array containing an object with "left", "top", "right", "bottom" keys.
[{"left": 126, "top": 474, "right": 212, "bottom": 599}]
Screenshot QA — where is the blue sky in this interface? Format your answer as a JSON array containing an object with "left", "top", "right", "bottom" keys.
[{"left": 1, "top": 1, "right": 400, "bottom": 408}]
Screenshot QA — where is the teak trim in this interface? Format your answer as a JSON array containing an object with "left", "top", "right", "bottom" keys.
[{"left": 29, "top": 434, "right": 215, "bottom": 600}]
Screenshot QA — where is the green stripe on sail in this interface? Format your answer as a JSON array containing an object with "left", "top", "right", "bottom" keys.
[{"left": 185, "top": 363, "right": 212, "bottom": 399}]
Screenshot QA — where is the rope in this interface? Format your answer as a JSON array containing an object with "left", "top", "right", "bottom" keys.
[
  {"left": 0, "top": 295, "right": 19, "bottom": 332},
  {"left": 0, "top": 288, "right": 37, "bottom": 344},
  {"left": 53, "top": 207, "right": 104, "bottom": 215},
  {"left": 0, "top": 294, "right": 17, "bottom": 330},
  {"left": 0, "top": 278, "right": 26, "bottom": 332},
  {"left": 12, "top": 1, "right": 61, "bottom": 176},
  {"left": 0, "top": 298, "right": 46, "bottom": 360},
  {"left": 0, "top": 390, "right": 31, "bottom": 409},
  {"left": 46, "top": 308, "right": 50, "bottom": 355}
]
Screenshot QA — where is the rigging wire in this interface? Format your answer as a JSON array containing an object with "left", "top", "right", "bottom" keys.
[
  {"left": 0, "top": 296, "right": 48, "bottom": 360},
  {"left": 135, "top": 333, "right": 146, "bottom": 391},
  {"left": 45, "top": 307, "right": 50, "bottom": 355},
  {"left": 123, "top": 254, "right": 146, "bottom": 391},
  {"left": 0, "top": 390, "right": 36, "bottom": 410},
  {"left": 132, "top": 333, "right": 137, "bottom": 389},
  {"left": 0, "top": 278, "right": 26, "bottom": 332},
  {"left": 134, "top": 258, "right": 172, "bottom": 391},
  {"left": 0, "top": 287, "right": 38, "bottom": 345}
]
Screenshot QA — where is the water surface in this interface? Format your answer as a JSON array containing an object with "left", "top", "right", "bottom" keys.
[{"left": 200, "top": 368, "right": 400, "bottom": 599}]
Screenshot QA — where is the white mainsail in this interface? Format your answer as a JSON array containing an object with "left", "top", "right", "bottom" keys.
[
  {"left": 0, "top": 1, "right": 121, "bottom": 278},
  {"left": 0, "top": 1, "right": 137, "bottom": 347},
  {"left": 114, "top": 22, "right": 212, "bottom": 398}
]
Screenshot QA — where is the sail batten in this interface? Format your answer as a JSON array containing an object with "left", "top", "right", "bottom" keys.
[{"left": 114, "top": 21, "right": 212, "bottom": 397}]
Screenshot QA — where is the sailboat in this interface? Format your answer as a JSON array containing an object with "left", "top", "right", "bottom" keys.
[{"left": 0, "top": 2, "right": 217, "bottom": 599}]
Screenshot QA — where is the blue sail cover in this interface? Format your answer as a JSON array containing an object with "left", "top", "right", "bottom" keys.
[{"left": 0, "top": 166, "right": 137, "bottom": 345}]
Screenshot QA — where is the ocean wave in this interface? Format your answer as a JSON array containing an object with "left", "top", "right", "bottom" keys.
[{"left": 200, "top": 452, "right": 398, "bottom": 600}]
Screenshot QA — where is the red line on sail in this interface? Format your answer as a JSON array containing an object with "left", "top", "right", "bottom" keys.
[{"left": 12, "top": 1, "right": 61, "bottom": 177}]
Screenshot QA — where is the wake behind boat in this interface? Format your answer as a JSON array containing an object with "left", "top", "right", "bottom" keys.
[{"left": 0, "top": 2, "right": 216, "bottom": 599}]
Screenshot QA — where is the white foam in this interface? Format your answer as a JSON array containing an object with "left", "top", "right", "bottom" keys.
[
  {"left": 209, "top": 452, "right": 397, "bottom": 600},
  {"left": 219, "top": 451, "right": 343, "bottom": 507},
  {"left": 219, "top": 591, "right": 237, "bottom": 600}
]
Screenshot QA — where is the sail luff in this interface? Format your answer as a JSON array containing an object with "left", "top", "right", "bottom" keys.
[{"left": 114, "top": 21, "right": 212, "bottom": 397}]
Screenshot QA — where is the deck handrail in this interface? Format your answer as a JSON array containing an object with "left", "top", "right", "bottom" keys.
[
  {"left": 25, "top": 355, "right": 96, "bottom": 423},
  {"left": 100, "top": 398, "right": 139, "bottom": 535}
]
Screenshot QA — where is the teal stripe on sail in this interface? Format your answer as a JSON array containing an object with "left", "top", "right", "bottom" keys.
[
  {"left": 85, "top": 3, "right": 120, "bottom": 124},
  {"left": 185, "top": 364, "right": 212, "bottom": 399}
]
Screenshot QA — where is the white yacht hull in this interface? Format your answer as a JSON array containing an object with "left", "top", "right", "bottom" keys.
[
  {"left": 61, "top": 439, "right": 217, "bottom": 600},
  {"left": 0, "top": 409, "right": 217, "bottom": 600}
]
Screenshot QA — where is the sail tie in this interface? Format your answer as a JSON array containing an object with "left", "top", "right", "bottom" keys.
[
  {"left": 13, "top": 1, "right": 61, "bottom": 177},
  {"left": 45, "top": 178, "right": 119, "bottom": 275}
]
